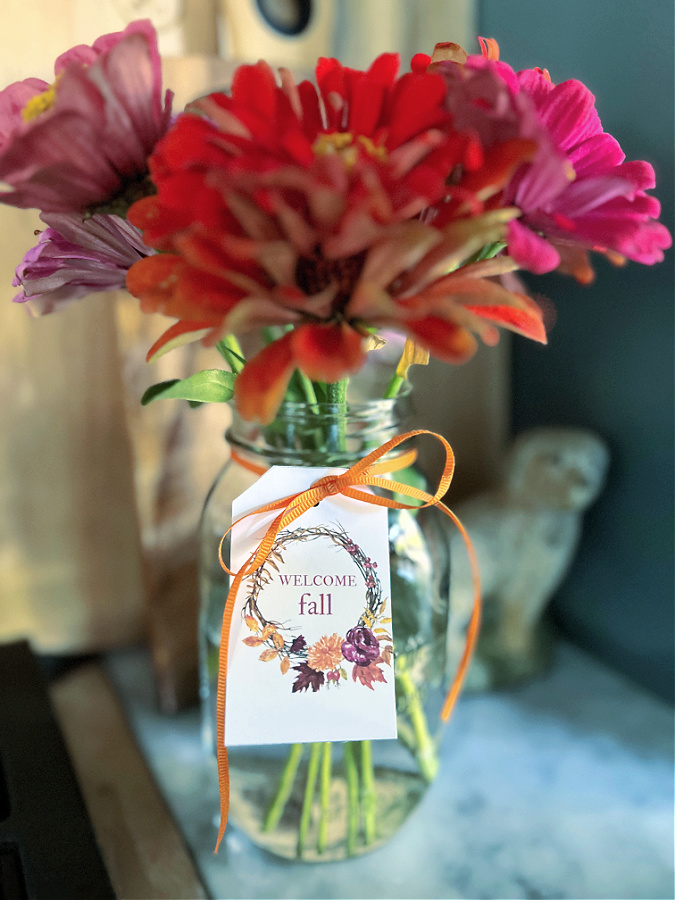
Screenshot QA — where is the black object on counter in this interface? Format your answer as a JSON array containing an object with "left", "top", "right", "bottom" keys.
[{"left": 0, "top": 640, "right": 114, "bottom": 899}]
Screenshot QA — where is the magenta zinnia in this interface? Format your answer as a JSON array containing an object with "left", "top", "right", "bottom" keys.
[
  {"left": 429, "top": 39, "right": 672, "bottom": 281},
  {"left": 126, "top": 54, "right": 546, "bottom": 423},
  {"left": 0, "top": 19, "right": 172, "bottom": 213}
]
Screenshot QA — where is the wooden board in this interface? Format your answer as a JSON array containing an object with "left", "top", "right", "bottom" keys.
[{"left": 50, "top": 661, "right": 208, "bottom": 900}]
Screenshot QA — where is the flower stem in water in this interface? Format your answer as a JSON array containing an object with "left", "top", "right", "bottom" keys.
[
  {"left": 360, "top": 740, "right": 376, "bottom": 845},
  {"left": 325, "top": 380, "right": 348, "bottom": 452},
  {"left": 317, "top": 742, "right": 332, "bottom": 854},
  {"left": 396, "top": 669, "right": 439, "bottom": 782},
  {"left": 297, "top": 742, "right": 321, "bottom": 857},
  {"left": 262, "top": 743, "right": 304, "bottom": 833},
  {"left": 343, "top": 741, "right": 360, "bottom": 855}
]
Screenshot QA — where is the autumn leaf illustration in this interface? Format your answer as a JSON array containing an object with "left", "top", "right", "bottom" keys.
[
  {"left": 243, "top": 635, "right": 265, "bottom": 647},
  {"left": 259, "top": 648, "right": 279, "bottom": 662},
  {"left": 280, "top": 657, "right": 290, "bottom": 675},
  {"left": 381, "top": 645, "right": 393, "bottom": 667},
  {"left": 352, "top": 660, "right": 387, "bottom": 690},
  {"left": 245, "top": 615, "right": 259, "bottom": 632},
  {"left": 271, "top": 631, "right": 285, "bottom": 650},
  {"left": 261, "top": 624, "right": 276, "bottom": 640},
  {"left": 290, "top": 635, "right": 307, "bottom": 653},
  {"left": 374, "top": 628, "right": 392, "bottom": 640},
  {"left": 292, "top": 662, "right": 325, "bottom": 693}
]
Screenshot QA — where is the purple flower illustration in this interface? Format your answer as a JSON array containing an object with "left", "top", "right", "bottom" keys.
[{"left": 341, "top": 626, "right": 380, "bottom": 667}]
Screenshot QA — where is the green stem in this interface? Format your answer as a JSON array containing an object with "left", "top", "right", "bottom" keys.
[
  {"left": 396, "top": 669, "right": 439, "bottom": 783},
  {"left": 326, "top": 379, "right": 347, "bottom": 407},
  {"left": 383, "top": 372, "right": 405, "bottom": 400},
  {"left": 317, "top": 742, "right": 332, "bottom": 855},
  {"left": 394, "top": 716, "right": 417, "bottom": 755},
  {"left": 359, "top": 740, "right": 376, "bottom": 845},
  {"left": 343, "top": 741, "right": 360, "bottom": 856},
  {"left": 297, "top": 742, "right": 321, "bottom": 858},
  {"left": 325, "top": 379, "right": 348, "bottom": 454},
  {"left": 215, "top": 334, "right": 246, "bottom": 374},
  {"left": 262, "top": 326, "right": 280, "bottom": 344},
  {"left": 297, "top": 371, "right": 320, "bottom": 407},
  {"left": 262, "top": 743, "right": 304, "bottom": 833}
]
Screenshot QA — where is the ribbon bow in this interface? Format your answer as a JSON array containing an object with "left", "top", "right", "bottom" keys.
[{"left": 214, "top": 429, "right": 481, "bottom": 852}]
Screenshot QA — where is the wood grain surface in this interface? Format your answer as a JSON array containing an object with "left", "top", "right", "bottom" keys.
[{"left": 50, "top": 661, "right": 208, "bottom": 900}]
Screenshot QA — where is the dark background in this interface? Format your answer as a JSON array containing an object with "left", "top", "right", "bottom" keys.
[{"left": 480, "top": 0, "right": 674, "bottom": 701}]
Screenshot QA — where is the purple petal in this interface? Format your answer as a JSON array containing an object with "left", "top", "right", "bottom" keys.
[{"left": 13, "top": 213, "right": 153, "bottom": 314}]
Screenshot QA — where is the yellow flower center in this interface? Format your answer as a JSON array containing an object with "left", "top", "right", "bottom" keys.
[
  {"left": 22, "top": 79, "right": 60, "bottom": 122},
  {"left": 312, "top": 132, "right": 388, "bottom": 170}
]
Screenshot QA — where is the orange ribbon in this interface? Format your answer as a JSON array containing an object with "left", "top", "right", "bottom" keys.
[{"left": 214, "top": 429, "right": 481, "bottom": 853}]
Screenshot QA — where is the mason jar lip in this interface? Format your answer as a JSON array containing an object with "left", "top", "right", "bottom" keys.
[
  {"left": 225, "top": 385, "right": 414, "bottom": 463},
  {"left": 232, "top": 383, "right": 413, "bottom": 422}
]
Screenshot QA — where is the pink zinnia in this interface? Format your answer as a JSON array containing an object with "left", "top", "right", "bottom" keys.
[
  {"left": 0, "top": 19, "right": 172, "bottom": 213},
  {"left": 430, "top": 41, "right": 671, "bottom": 279},
  {"left": 507, "top": 65, "right": 672, "bottom": 279},
  {"left": 430, "top": 47, "right": 570, "bottom": 254}
]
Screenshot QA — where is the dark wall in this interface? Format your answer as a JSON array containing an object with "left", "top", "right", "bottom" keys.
[{"left": 478, "top": 0, "right": 674, "bottom": 700}]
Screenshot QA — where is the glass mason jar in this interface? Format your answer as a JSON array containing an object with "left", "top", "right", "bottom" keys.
[{"left": 199, "top": 397, "right": 452, "bottom": 862}]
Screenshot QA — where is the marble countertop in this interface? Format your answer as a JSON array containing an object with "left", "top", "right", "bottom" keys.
[{"left": 105, "top": 643, "right": 674, "bottom": 900}]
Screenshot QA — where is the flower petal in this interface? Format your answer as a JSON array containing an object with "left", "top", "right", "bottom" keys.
[
  {"left": 507, "top": 219, "right": 560, "bottom": 274},
  {"left": 146, "top": 321, "right": 215, "bottom": 362},
  {"left": 291, "top": 322, "right": 367, "bottom": 383},
  {"left": 405, "top": 317, "right": 477, "bottom": 363},
  {"left": 234, "top": 333, "right": 296, "bottom": 424}
]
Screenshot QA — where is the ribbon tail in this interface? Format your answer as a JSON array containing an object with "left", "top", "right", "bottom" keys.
[
  {"left": 214, "top": 566, "right": 247, "bottom": 852},
  {"left": 440, "top": 506, "right": 481, "bottom": 721}
]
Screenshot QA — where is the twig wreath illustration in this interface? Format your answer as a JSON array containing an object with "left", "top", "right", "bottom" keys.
[{"left": 241, "top": 525, "right": 393, "bottom": 694}]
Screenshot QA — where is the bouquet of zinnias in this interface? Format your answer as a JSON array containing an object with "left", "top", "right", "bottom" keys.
[
  {"left": 3, "top": 20, "right": 671, "bottom": 863},
  {"left": 5, "top": 22, "right": 669, "bottom": 424}
]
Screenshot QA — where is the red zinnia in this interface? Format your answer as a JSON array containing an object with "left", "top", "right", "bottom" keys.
[{"left": 127, "top": 54, "right": 545, "bottom": 423}]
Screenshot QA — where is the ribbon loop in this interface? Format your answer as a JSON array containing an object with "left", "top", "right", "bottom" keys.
[{"left": 213, "top": 429, "right": 481, "bottom": 853}]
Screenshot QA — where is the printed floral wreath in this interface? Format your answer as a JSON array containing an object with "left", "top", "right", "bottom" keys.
[{"left": 241, "top": 524, "right": 393, "bottom": 694}]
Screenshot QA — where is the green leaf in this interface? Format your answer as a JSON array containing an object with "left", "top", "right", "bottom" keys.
[{"left": 141, "top": 369, "right": 236, "bottom": 406}]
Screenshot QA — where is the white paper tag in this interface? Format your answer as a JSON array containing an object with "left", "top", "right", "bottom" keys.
[{"left": 225, "top": 466, "right": 397, "bottom": 747}]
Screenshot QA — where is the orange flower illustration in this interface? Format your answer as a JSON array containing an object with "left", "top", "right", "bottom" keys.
[{"left": 307, "top": 633, "right": 345, "bottom": 672}]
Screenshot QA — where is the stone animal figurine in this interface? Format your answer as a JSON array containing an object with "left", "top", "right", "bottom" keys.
[{"left": 447, "top": 427, "right": 609, "bottom": 691}]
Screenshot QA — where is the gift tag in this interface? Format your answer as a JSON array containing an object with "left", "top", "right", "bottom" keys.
[{"left": 225, "top": 466, "right": 397, "bottom": 747}]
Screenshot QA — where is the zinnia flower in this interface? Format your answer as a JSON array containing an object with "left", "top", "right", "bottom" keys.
[
  {"left": 0, "top": 20, "right": 172, "bottom": 213},
  {"left": 307, "top": 633, "right": 345, "bottom": 671},
  {"left": 431, "top": 40, "right": 672, "bottom": 281},
  {"left": 13, "top": 213, "right": 153, "bottom": 315},
  {"left": 126, "top": 54, "right": 546, "bottom": 423}
]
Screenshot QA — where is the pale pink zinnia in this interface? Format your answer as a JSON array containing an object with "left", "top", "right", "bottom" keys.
[
  {"left": 13, "top": 213, "right": 153, "bottom": 314},
  {"left": 0, "top": 19, "right": 172, "bottom": 213}
]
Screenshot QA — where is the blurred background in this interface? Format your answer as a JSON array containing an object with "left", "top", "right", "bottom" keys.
[{"left": 0, "top": 0, "right": 672, "bottom": 707}]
